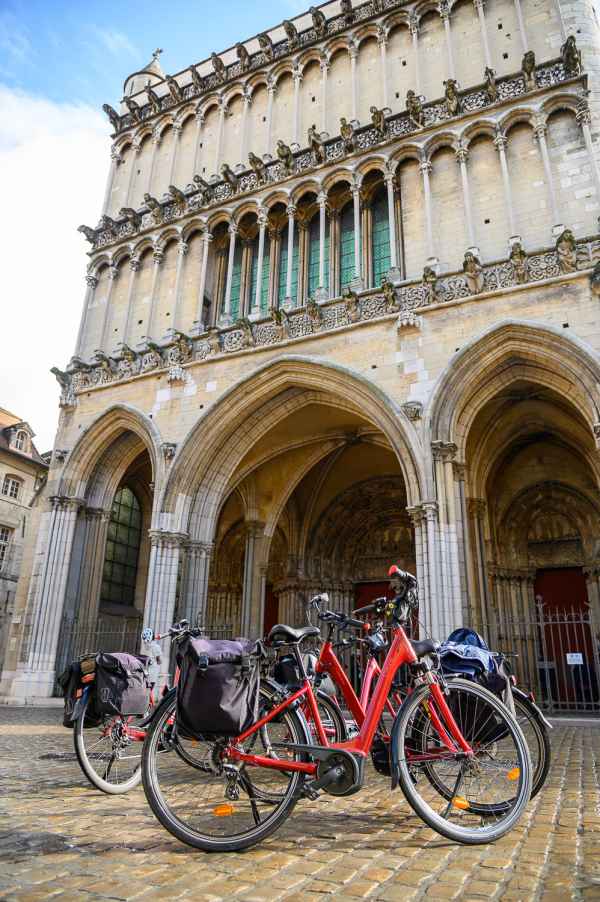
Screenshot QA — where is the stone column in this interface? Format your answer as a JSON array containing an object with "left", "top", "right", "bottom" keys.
[
  {"left": 467, "top": 498, "right": 491, "bottom": 639},
  {"left": 251, "top": 209, "right": 268, "bottom": 318},
  {"left": 180, "top": 542, "right": 214, "bottom": 625},
  {"left": 75, "top": 273, "right": 99, "bottom": 356},
  {"left": 77, "top": 508, "right": 112, "bottom": 627},
  {"left": 143, "top": 530, "right": 186, "bottom": 686},
  {"left": 423, "top": 501, "right": 442, "bottom": 638},
  {"left": 167, "top": 123, "right": 182, "bottom": 185},
  {"left": 240, "top": 522, "right": 266, "bottom": 637},
  {"left": 320, "top": 56, "right": 330, "bottom": 134},
  {"left": 453, "top": 462, "right": 477, "bottom": 625},
  {"left": 146, "top": 130, "right": 161, "bottom": 196},
  {"left": 408, "top": 505, "right": 431, "bottom": 634},
  {"left": 378, "top": 29, "right": 390, "bottom": 110},
  {"left": 99, "top": 264, "right": 119, "bottom": 350},
  {"left": 432, "top": 441, "right": 463, "bottom": 637},
  {"left": 494, "top": 130, "right": 519, "bottom": 241},
  {"left": 240, "top": 88, "right": 252, "bottom": 166},
  {"left": 284, "top": 204, "right": 297, "bottom": 308},
  {"left": 172, "top": 238, "right": 189, "bottom": 331},
  {"left": 124, "top": 142, "right": 140, "bottom": 208},
  {"left": 292, "top": 66, "right": 302, "bottom": 150},
  {"left": 192, "top": 110, "right": 204, "bottom": 175},
  {"left": 265, "top": 78, "right": 276, "bottom": 160},
  {"left": 194, "top": 231, "right": 212, "bottom": 329},
  {"left": 473, "top": 0, "right": 492, "bottom": 69},
  {"left": 410, "top": 17, "right": 422, "bottom": 96},
  {"left": 349, "top": 42, "right": 359, "bottom": 124},
  {"left": 102, "top": 146, "right": 122, "bottom": 216},
  {"left": 146, "top": 248, "right": 164, "bottom": 338},
  {"left": 214, "top": 97, "right": 226, "bottom": 176},
  {"left": 513, "top": 0, "right": 528, "bottom": 53},
  {"left": 439, "top": 2, "right": 456, "bottom": 80},
  {"left": 419, "top": 158, "right": 437, "bottom": 265},
  {"left": 456, "top": 144, "right": 478, "bottom": 252},
  {"left": 384, "top": 171, "right": 401, "bottom": 280},
  {"left": 533, "top": 117, "right": 563, "bottom": 232},
  {"left": 352, "top": 181, "right": 363, "bottom": 286},
  {"left": 122, "top": 255, "right": 141, "bottom": 344},
  {"left": 16, "top": 497, "right": 84, "bottom": 697},
  {"left": 222, "top": 224, "right": 238, "bottom": 324},
  {"left": 317, "top": 191, "right": 328, "bottom": 301},
  {"left": 577, "top": 101, "right": 600, "bottom": 207}
]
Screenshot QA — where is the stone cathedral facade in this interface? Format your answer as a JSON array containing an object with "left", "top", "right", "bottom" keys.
[{"left": 3, "top": 0, "right": 600, "bottom": 700}]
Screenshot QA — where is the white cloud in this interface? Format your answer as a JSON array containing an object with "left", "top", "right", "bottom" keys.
[
  {"left": 0, "top": 85, "right": 110, "bottom": 452},
  {"left": 88, "top": 25, "right": 139, "bottom": 60}
]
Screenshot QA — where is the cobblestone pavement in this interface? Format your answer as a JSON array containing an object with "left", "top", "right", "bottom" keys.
[{"left": 0, "top": 709, "right": 599, "bottom": 901}]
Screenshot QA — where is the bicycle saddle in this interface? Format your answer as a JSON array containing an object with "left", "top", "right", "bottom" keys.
[
  {"left": 410, "top": 638, "right": 437, "bottom": 659},
  {"left": 267, "top": 624, "right": 321, "bottom": 646}
]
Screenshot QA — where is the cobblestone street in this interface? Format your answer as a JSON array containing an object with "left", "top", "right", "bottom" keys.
[{"left": 0, "top": 709, "right": 599, "bottom": 901}]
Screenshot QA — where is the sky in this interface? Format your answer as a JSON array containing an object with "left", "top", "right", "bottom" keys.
[{"left": 0, "top": 0, "right": 306, "bottom": 452}]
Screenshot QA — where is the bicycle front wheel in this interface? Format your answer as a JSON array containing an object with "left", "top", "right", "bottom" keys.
[
  {"left": 394, "top": 679, "right": 532, "bottom": 844},
  {"left": 142, "top": 687, "right": 309, "bottom": 852},
  {"left": 74, "top": 692, "right": 144, "bottom": 794}
]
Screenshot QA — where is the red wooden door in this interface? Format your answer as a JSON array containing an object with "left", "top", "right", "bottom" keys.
[{"left": 263, "top": 584, "right": 279, "bottom": 635}]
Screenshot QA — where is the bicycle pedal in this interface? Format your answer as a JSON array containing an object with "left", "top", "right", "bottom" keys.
[{"left": 302, "top": 784, "right": 320, "bottom": 801}]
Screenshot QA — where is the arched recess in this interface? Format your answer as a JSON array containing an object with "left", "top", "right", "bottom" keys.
[{"left": 430, "top": 145, "right": 467, "bottom": 271}]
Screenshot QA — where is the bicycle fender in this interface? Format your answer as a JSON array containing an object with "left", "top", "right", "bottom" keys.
[{"left": 512, "top": 686, "right": 553, "bottom": 730}]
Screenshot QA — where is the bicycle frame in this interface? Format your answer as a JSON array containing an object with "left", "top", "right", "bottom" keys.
[{"left": 227, "top": 625, "right": 473, "bottom": 775}]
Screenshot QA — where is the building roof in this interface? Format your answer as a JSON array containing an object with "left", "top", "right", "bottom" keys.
[
  {"left": 0, "top": 407, "right": 48, "bottom": 468},
  {"left": 123, "top": 51, "right": 165, "bottom": 99}
]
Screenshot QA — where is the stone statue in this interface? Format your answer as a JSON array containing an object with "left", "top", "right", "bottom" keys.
[
  {"left": 99, "top": 215, "right": 116, "bottom": 232},
  {"left": 283, "top": 20, "right": 299, "bottom": 50},
  {"left": 306, "top": 297, "right": 323, "bottom": 328},
  {"left": 249, "top": 152, "right": 267, "bottom": 182},
  {"left": 51, "top": 367, "right": 71, "bottom": 392},
  {"left": 370, "top": 106, "right": 386, "bottom": 139},
  {"left": 484, "top": 67, "right": 498, "bottom": 103},
  {"left": 116, "top": 344, "right": 138, "bottom": 379},
  {"left": 590, "top": 260, "right": 600, "bottom": 297},
  {"left": 343, "top": 286, "right": 360, "bottom": 323},
  {"left": 221, "top": 163, "right": 239, "bottom": 190},
  {"left": 91, "top": 350, "right": 114, "bottom": 382},
  {"left": 235, "top": 318, "right": 254, "bottom": 348},
  {"left": 211, "top": 52, "right": 227, "bottom": 81},
  {"left": 166, "top": 75, "right": 183, "bottom": 103},
  {"left": 170, "top": 331, "right": 193, "bottom": 362},
  {"left": 444, "top": 79, "right": 461, "bottom": 117},
  {"left": 308, "top": 124, "right": 326, "bottom": 163},
  {"left": 102, "top": 103, "right": 120, "bottom": 130},
  {"left": 192, "top": 175, "right": 210, "bottom": 204},
  {"left": 78, "top": 225, "right": 96, "bottom": 243},
  {"left": 406, "top": 90, "right": 425, "bottom": 128},
  {"left": 119, "top": 207, "right": 141, "bottom": 229},
  {"left": 144, "top": 193, "right": 163, "bottom": 223},
  {"left": 124, "top": 97, "right": 141, "bottom": 122},
  {"left": 258, "top": 33, "right": 274, "bottom": 61},
  {"left": 206, "top": 328, "right": 221, "bottom": 354},
  {"left": 382, "top": 277, "right": 398, "bottom": 312},
  {"left": 190, "top": 65, "right": 204, "bottom": 93},
  {"left": 510, "top": 242, "right": 528, "bottom": 284},
  {"left": 422, "top": 265, "right": 441, "bottom": 304},
  {"left": 271, "top": 307, "right": 289, "bottom": 339},
  {"left": 236, "top": 42, "right": 251, "bottom": 72},
  {"left": 556, "top": 228, "right": 577, "bottom": 273},
  {"left": 340, "top": 0, "right": 354, "bottom": 24},
  {"left": 146, "top": 84, "right": 162, "bottom": 113},
  {"left": 340, "top": 117, "right": 355, "bottom": 152},
  {"left": 521, "top": 51, "right": 536, "bottom": 90},
  {"left": 561, "top": 35, "right": 582, "bottom": 76},
  {"left": 463, "top": 251, "right": 485, "bottom": 294},
  {"left": 168, "top": 185, "right": 187, "bottom": 208},
  {"left": 277, "top": 140, "right": 294, "bottom": 173},
  {"left": 310, "top": 6, "right": 327, "bottom": 38}
]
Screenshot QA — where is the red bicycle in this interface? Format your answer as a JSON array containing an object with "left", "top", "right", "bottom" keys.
[{"left": 141, "top": 571, "right": 532, "bottom": 850}]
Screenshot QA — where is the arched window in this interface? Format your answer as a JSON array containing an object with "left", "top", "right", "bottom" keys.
[
  {"left": 101, "top": 486, "right": 142, "bottom": 607},
  {"left": 371, "top": 189, "right": 391, "bottom": 287},
  {"left": 278, "top": 224, "right": 299, "bottom": 307},
  {"left": 15, "top": 431, "right": 28, "bottom": 452},
  {"left": 228, "top": 241, "right": 243, "bottom": 320},
  {"left": 307, "top": 214, "right": 329, "bottom": 298},
  {"left": 249, "top": 233, "right": 271, "bottom": 316},
  {"left": 339, "top": 203, "right": 355, "bottom": 292}
]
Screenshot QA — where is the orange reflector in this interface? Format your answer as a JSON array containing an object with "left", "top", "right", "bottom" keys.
[
  {"left": 452, "top": 796, "right": 470, "bottom": 810},
  {"left": 212, "top": 804, "right": 235, "bottom": 817},
  {"left": 507, "top": 767, "right": 520, "bottom": 781}
]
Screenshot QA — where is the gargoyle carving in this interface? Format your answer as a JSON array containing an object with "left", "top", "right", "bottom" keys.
[
  {"left": 283, "top": 20, "right": 299, "bottom": 50},
  {"left": 258, "top": 33, "right": 274, "bottom": 61},
  {"left": 236, "top": 43, "right": 250, "bottom": 72},
  {"left": 370, "top": 106, "right": 386, "bottom": 139},
  {"left": 166, "top": 75, "right": 183, "bottom": 103},
  {"left": 340, "top": 0, "right": 354, "bottom": 24},
  {"left": 382, "top": 278, "right": 398, "bottom": 312},
  {"left": 102, "top": 103, "right": 120, "bottom": 130},
  {"left": 561, "top": 35, "right": 582, "bottom": 76},
  {"left": 120, "top": 207, "right": 142, "bottom": 230},
  {"left": 340, "top": 117, "right": 355, "bottom": 152},
  {"left": 406, "top": 90, "right": 425, "bottom": 128},
  {"left": 168, "top": 185, "right": 187, "bottom": 207},
  {"left": 124, "top": 97, "right": 141, "bottom": 122},
  {"left": 78, "top": 225, "right": 96, "bottom": 243},
  {"left": 146, "top": 85, "right": 162, "bottom": 113},
  {"left": 211, "top": 52, "right": 227, "bottom": 81},
  {"left": 306, "top": 297, "right": 323, "bottom": 328},
  {"left": 590, "top": 260, "right": 600, "bottom": 297},
  {"left": 444, "top": 79, "right": 461, "bottom": 116},
  {"left": 343, "top": 286, "right": 360, "bottom": 323},
  {"left": 310, "top": 6, "right": 327, "bottom": 38},
  {"left": 221, "top": 164, "right": 239, "bottom": 190},
  {"left": 510, "top": 242, "right": 528, "bottom": 283},
  {"left": 521, "top": 51, "right": 536, "bottom": 90},
  {"left": 190, "top": 65, "right": 204, "bottom": 93},
  {"left": 308, "top": 124, "right": 325, "bottom": 163},
  {"left": 249, "top": 152, "right": 267, "bottom": 182},
  {"left": 277, "top": 140, "right": 294, "bottom": 174},
  {"left": 99, "top": 215, "right": 116, "bottom": 233},
  {"left": 556, "top": 228, "right": 577, "bottom": 273},
  {"left": 463, "top": 251, "right": 485, "bottom": 294},
  {"left": 144, "top": 193, "right": 163, "bottom": 223},
  {"left": 422, "top": 266, "right": 441, "bottom": 304},
  {"left": 484, "top": 67, "right": 497, "bottom": 103}
]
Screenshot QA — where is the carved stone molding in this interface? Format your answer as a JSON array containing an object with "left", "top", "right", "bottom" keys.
[{"left": 402, "top": 401, "right": 423, "bottom": 422}]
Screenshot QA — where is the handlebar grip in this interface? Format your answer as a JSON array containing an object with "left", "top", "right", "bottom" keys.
[
  {"left": 345, "top": 616, "right": 367, "bottom": 629},
  {"left": 352, "top": 597, "right": 388, "bottom": 616}
]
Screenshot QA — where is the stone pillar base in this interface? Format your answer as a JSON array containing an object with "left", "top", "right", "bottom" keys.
[{"left": 7, "top": 668, "right": 56, "bottom": 701}]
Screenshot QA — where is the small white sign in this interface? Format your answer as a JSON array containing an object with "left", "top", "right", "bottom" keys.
[{"left": 566, "top": 652, "right": 584, "bottom": 666}]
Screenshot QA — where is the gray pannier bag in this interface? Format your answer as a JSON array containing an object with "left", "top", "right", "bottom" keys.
[
  {"left": 94, "top": 652, "right": 150, "bottom": 718},
  {"left": 176, "top": 636, "right": 262, "bottom": 738}
]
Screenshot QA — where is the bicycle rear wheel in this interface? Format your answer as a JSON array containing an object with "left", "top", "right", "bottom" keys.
[
  {"left": 394, "top": 679, "right": 531, "bottom": 844},
  {"left": 512, "top": 691, "right": 550, "bottom": 799},
  {"left": 74, "top": 691, "right": 144, "bottom": 794},
  {"left": 142, "top": 687, "right": 309, "bottom": 852}
]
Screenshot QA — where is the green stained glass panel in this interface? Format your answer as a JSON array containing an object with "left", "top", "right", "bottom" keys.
[
  {"left": 372, "top": 191, "right": 391, "bottom": 287},
  {"left": 340, "top": 204, "right": 355, "bottom": 291}
]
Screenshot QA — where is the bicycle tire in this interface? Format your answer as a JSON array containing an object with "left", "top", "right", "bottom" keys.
[
  {"left": 393, "top": 679, "right": 532, "bottom": 844},
  {"left": 74, "top": 692, "right": 143, "bottom": 794},
  {"left": 512, "top": 690, "right": 551, "bottom": 799},
  {"left": 142, "top": 687, "right": 310, "bottom": 852}
]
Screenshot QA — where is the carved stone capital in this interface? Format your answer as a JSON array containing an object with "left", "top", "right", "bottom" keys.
[
  {"left": 178, "top": 240, "right": 189, "bottom": 257},
  {"left": 409, "top": 15, "right": 419, "bottom": 35},
  {"left": 453, "top": 461, "right": 467, "bottom": 481},
  {"left": 228, "top": 223, "right": 238, "bottom": 237},
  {"left": 419, "top": 159, "right": 432, "bottom": 175},
  {"left": 532, "top": 116, "right": 547, "bottom": 140},
  {"left": 576, "top": 99, "right": 592, "bottom": 127},
  {"left": 149, "top": 530, "right": 188, "bottom": 549},
  {"left": 85, "top": 273, "right": 99, "bottom": 289},
  {"left": 438, "top": 0, "right": 450, "bottom": 19},
  {"left": 455, "top": 144, "right": 469, "bottom": 164},
  {"left": 130, "top": 256, "right": 141, "bottom": 272},
  {"left": 402, "top": 401, "right": 423, "bottom": 422},
  {"left": 493, "top": 130, "right": 508, "bottom": 152},
  {"left": 153, "top": 248, "right": 164, "bottom": 266},
  {"left": 110, "top": 145, "right": 123, "bottom": 164},
  {"left": 286, "top": 203, "right": 297, "bottom": 218},
  {"left": 467, "top": 497, "right": 486, "bottom": 518},
  {"left": 161, "top": 442, "right": 177, "bottom": 461},
  {"left": 50, "top": 495, "right": 85, "bottom": 513},
  {"left": 431, "top": 440, "right": 458, "bottom": 462},
  {"left": 108, "top": 264, "right": 119, "bottom": 281}
]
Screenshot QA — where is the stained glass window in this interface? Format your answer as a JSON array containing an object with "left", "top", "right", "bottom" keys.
[
  {"left": 101, "top": 487, "right": 142, "bottom": 607},
  {"left": 308, "top": 215, "right": 329, "bottom": 298},
  {"left": 340, "top": 203, "right": 356, "bottom": 292},
  {"left": 228, "top": 241, "right": 243, "bottom": 320},
  {"left": 278, "top": 225, "right": 299, "bottom": 307},
  {"left": 372, "top": 190, "right": 391, "bottom": 287},
  {"left": 249, "top": 234, "right": 271, "bottom": 315}
]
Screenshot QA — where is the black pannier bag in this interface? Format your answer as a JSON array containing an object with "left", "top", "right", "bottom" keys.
[
  {"left": 59, "top": 660, "right": 83, "bottom": 728},
  {"left": 94, "top": 652, "right": 150, "bottom": 718},
  {"left": 176, "top": 636, "right": 261, "bottom": 739}
]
